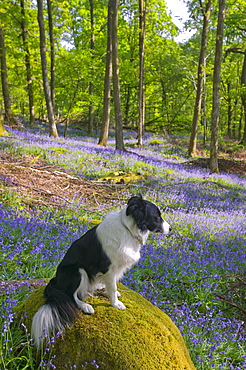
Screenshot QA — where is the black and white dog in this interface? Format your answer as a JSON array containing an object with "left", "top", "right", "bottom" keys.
[{"left": 31, "top": 196, "right": 171, "bottom": 347}]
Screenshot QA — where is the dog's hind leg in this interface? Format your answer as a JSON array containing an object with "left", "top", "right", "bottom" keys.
[
  {"left": 103, "top": 270, "right": 126, "bottom": 310},
  {"left": 74, "top": 269, "right": 94, "bottom": 314}
]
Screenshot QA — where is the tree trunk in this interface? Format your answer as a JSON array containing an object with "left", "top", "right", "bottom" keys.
[
  {"left": 209, "top": 0, "right": 226, "bottom": 173},
  {"left": 138, "top": 0, "right": 146, "bottom": 146},
  {"left": 37, "top": 0, "right": 58, "bottom": 137},
  {"left": 47, "top": 0, "right": 55, "bottom": 110},
  {"left": 202, "top": 65, "right": 207, "bottom": 145},
  {"left": 124, "top": 84, "right": 131, "bottom": 127},
  {"left": 227, "top": 82, "right": 232, "bottom": 138},
  {"left": 225, "top": 49, "right": 246, "bottom": 144},
  {"left": 0, "top": 22, "right": 15, "bottom": 124},
  {"left": 88, "top": 0, "right": 95, "bottom": 135},
  {"left": 111, "top": 0, "right": 124, "bottom": 151},
  {"left": 240, "top": 52, "right": 246, "bottom": 145},
  {"left": 188, "top": 0, "right": 211, "bottom": 157},
  {"left": 20, "top": 0, "right": 35, "bottom": 125},
  {"left": 98, "top": 1, "right": 113, "bottom": 147}
]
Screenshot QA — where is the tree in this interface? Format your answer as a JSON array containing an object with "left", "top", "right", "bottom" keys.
[
  {"left": 188, "top": 0, "right": 211, "bottom": 157},
  {"left": 111, "top": 0, "right": 124, "bottom": 150},
  {"left": 88, "top": 0, "right": 95, "bottom": 135},
  {"left": 47, "top": 0, "right": 55, "bottom": 110},
  {"left": 210, "top": 0, "right": 226, "bottom": 173},
  {"left": 137, "top": 0, "right": 146, "bottom": 146},
  {"left": 98, "top": 0, "right": 113, "bottom": 147},
  {"left": 225, "top": 48, "right": 246, "bottom": 145},
  {"left": 240, "top": 51, "right": 246, "bottom": 144},
  {"left": 20, "top": 0, "right": 35, "bottom": 125},
  {"left": 37, "top": 0, "right": 58, "bottom": 137},
  {"left": 0, "top": 21, "right": 19, "bottom": 125}
]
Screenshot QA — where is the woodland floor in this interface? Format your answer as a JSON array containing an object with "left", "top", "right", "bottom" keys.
[
  {"left": 0, "top": 153, "right": 125, "bottom": 209},
  {"left": 187, "top": 157, "right": 246, "bottom": 175},
  {"left": 0, "top": 150, "right": 245, "bottom": 211}
]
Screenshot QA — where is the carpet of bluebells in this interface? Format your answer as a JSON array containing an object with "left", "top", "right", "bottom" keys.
[{"left": 0, "top": 123, "right": 246, "bottom": 369}]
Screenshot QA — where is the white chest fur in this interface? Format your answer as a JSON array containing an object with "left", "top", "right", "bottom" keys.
[{"left": 96, "top": 208, "right": 148, "bottom": 272}]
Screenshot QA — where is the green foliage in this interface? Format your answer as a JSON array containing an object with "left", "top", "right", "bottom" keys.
[{"left": 0, "top": 0, "right": 245, "bottom": 140}]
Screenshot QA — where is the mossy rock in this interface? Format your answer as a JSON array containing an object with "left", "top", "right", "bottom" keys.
[{"left": 16, "top": 283, "right": 196, "bottom": 370}]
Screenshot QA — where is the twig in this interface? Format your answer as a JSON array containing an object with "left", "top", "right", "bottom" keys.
[{"left": 215, "top": 293, "right": 246, "bottom": 315}]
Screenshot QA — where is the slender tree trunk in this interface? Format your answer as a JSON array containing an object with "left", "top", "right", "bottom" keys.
[
  {"left": 202, "top": 64, "right": 207, "bottom": 145},
  {"left": 111, "top": 0, "right": 124, "bottom": 150},
  {"left": 88, "top": 0, "right": 95, "bottom": 135},
  {"left": 20, "top": 0, "right": 35, "bottom": 125},
  {"left": 98, "top": 1, "right": 113, "bottom": 146},
  {"left": 47, "top": 0, "right": 55, "bottom": 110},
  {"left": 240, "top": 52, "right": 246, "bottom": 144},
  {"left": 0, "top": 22, "right": 15, "bottom": 124},
  {"left": 188, "top": 0, "right": 211, "bottom": 157},
  {"left": 210, "top": 0, "right": 226, "bottom": 173},
  {"left": 124, "top": 85, "right": 131, "bottom": 127},
  {"left": 37, "top": 0, "right": 58, "bottom": 137},
  {"left": 227, "top": 82, "right": 232, "bottom": 138},
  {"left": 138, "top": 0, "right": 146, "bottom": 146},
  {"left": 225, "top": 49, "right": 246, "bottom": 144}
]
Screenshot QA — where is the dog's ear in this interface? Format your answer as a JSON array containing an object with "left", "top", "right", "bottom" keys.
[{"left": 126, "top": 196, "right": 147, "bottom": 232}]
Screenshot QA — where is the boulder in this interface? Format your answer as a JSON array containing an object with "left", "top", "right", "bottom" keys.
[{"left": 17, "top": 283, "right": 196, "bottom": 370}]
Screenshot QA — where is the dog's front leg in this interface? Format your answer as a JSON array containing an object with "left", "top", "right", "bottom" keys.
[{"left": 103, "top": 271, "right": 126, "bottom": 310}]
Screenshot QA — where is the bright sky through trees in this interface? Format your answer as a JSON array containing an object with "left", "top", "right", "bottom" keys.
[{"left": 165, "top": 0, "right": 194, "bottom": 42}]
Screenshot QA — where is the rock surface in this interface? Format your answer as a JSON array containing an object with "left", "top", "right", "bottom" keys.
[{"left": 17, "top": 283, "right": 196, "bottom": 370}]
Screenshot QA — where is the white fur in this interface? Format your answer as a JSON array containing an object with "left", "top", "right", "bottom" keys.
[
  {"left": 31, "top": 304, "right": 63, "bottom": 344},
  {"left": 31, "top": 201, "right": 171, "bottom": 347},
  {"left": 162, "top": 219, "right": 171, "bottom": 235},
  {"left": 75, "top": 207, "right": 171, "bottom": 313},
  {"left": 83, "top": 207, "right": 149, "bottom": 311}
]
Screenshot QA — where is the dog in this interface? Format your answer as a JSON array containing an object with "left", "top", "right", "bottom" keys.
[{"left": 31, "top": 195, "right": 171, "bottom": 347}]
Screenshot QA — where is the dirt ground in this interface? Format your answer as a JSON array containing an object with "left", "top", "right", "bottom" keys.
[
  {"left": 0, "top": 149, "right": 245, "bottom": 210},
  {"left": 187, "top": 157, "right": 246, "bottom": 175},
  {"left": 0, "top": 153, "right": 125, "bottom": 209}
]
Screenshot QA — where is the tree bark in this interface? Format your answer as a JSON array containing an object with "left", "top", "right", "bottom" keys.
[
  {"left": 0, "top": 22, "right": 15, "bottom": 124},
  {"left": 88, "top": 0, "right": 95, "bottom": 135},
  {"left": 111, "top": 0, "right": 124, "bottom": 150},
  {"left": 98, "top": 1, "right": 113, "bottom": 146},
  {"left": 240, "top": 52, "right": 246, "bottom": 145},
  {"left": 225, "top": 48, "right": 246, "bottom": 144},
  {"left": 47, "top": 0, "right": 55, "bottom": 110},
  {"left": 37, "top": 0, "right": 58, "bottom": 137},
  {"left": 20, "top": 0, "right": 35, "bottom": 125},
  {"left": 138, "top": 0, "right": 146, "bottom": 146},
  {"left": 188, "top": 0, "right": 211, "bottom": 157},
  {"left": 209, "top": 0, "right": 226, "bottom": 173},
  {"left": 227, "top": 82, "right": 232, "bottom": 138}
]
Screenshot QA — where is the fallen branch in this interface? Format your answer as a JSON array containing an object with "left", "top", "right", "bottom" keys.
[{"left": 215, "top": 293, "right": 246, "bottom": 315}]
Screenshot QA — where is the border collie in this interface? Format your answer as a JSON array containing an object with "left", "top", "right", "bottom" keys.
[{"left": 31, "top": 196, "right": 171, "bottom": 347}]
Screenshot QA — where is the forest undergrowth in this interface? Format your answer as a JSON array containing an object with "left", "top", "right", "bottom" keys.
[{"left": 0, "top": 123, "right": 245, "bottom": 370}]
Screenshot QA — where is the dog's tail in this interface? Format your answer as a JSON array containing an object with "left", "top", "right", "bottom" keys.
[{"left": 31, "top": 278, "right": 78, "bottom": 348}]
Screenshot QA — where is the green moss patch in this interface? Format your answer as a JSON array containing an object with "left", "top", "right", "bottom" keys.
[{"left": 16, "top": 283, "right": 196, "bottom": 370}]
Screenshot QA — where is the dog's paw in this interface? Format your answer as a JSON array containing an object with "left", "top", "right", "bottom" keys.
[
  {"left": 78, "top": 302, "right": 95, "bottom": 314},
  {"left": 112, "top": 300, "right": 126, "bottom": 310}
]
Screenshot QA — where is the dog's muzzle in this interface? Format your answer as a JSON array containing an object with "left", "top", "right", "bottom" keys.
[{"left": 162, "top": 220, "right": 172, "bottom": 235}]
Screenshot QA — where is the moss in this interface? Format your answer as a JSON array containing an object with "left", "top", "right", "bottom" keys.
[{"left": 16, "top": 283, "right": 196, "bottom": 370}]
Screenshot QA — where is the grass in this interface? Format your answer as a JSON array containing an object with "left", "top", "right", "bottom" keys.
[{"left": 0, "top": 123, "right": 245, "bottom": 369}]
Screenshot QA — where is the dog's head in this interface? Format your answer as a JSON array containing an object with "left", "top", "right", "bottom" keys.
[{"left": 126, "top": 196, "right": 171, "bottom": 235}]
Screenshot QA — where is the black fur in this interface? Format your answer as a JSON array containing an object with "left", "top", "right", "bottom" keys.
[
  {"left": 43, "top": 226, "right": 111, "bottom": 328},
  {"left": 126, "top": 195, "right": 164, "bottom": 233},
  {"left": 31, "top": 196, "right": 171, "bottom": 348}
]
